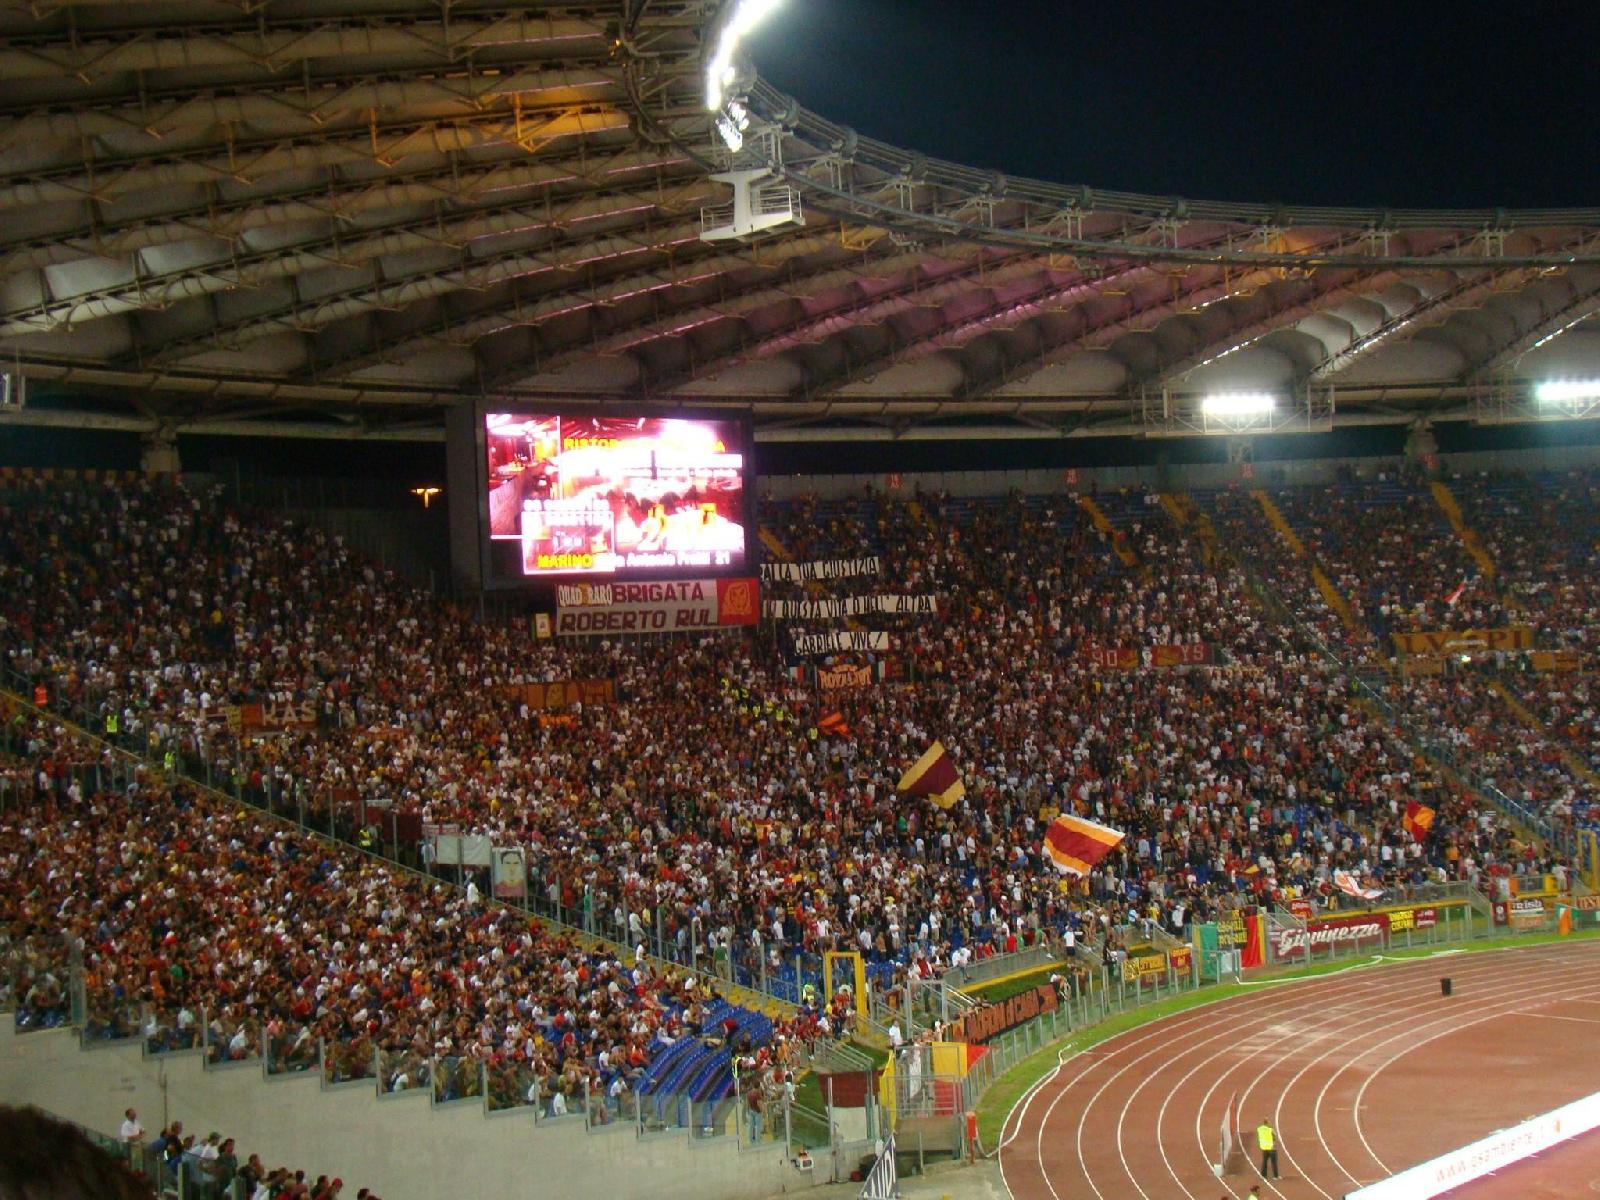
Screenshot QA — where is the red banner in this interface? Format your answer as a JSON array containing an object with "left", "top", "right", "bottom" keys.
[
  {"left": 1152, "top": 643, "right": 1214, "bottom": 667},
  {"left": 238, "top": 699, "right": 317, "bottom": 735},
  {"left": 1083, "top": 643, "right": 1213, "bottom": 669},
  {"left": 1217, "top": 909, "right": 1264, "bottom": 969},
  {"left": 817, "top": 664, "right": 874, "bottom": 691},
  {"left": 1271, "top": 912, "right": 1392, "bottom": 961},
  {"left": 507, "top": 680, "right": 615, "bottom": 709},
  {"left": 945, "top": 984, "right": 1059, "bottom": 1045},
  {"left": 1084, "top": 645, "right": 1138, "bottom": 670}
]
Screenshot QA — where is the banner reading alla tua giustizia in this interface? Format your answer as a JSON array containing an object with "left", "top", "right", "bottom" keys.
[{"left": 760, "top": 557, "right": 881, "bottom": 582}]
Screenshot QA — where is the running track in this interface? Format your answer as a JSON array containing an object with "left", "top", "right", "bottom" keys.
[{"left": 999, "top": 941, "right": 1600, "bottom": 1200}]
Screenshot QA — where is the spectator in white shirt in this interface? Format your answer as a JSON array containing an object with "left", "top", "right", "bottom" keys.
[{"left": 118, "top": 1108, "right": 144, "bottom": 1145}]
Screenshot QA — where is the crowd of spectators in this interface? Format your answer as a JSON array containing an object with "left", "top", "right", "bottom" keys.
[
  {"left": 117, "top": 1107, "right": 382, "bottom": 1200},
  {"left": 0, "top": 465, "right": 1591, "bottom": 1169},
  {"left": 1451, "top": 470, "right": 1600, "bottom": 654}
]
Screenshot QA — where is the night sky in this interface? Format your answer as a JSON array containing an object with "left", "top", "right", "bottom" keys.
[{"left": 744, "top": 0, "right": 1600, "bottom": 210}]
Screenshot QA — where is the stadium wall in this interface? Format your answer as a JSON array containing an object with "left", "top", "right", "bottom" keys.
[
  {"left": 0, "top": 1022, "right": 812, "bottom": 1200},
  {"left": 758, "top": 442, "right": 1600, "bottom": 501}
]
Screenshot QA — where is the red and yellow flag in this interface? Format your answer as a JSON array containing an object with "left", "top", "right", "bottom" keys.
[
  {"left": 1044, "top": 814, "right": 1125, "bottom": 876},
  {"left": 818, "top": 710, "right": 851, "bottom": 738},
  {"left": 896, "top": 741, "right": 965, "bottom": 809},
  {"left": 1403, "top": 799, "right": 1435, "bottom": 843}
]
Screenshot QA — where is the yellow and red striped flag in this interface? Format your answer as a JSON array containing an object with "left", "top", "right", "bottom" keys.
[
  {"left": 1044, "top": 814, "right": 1125, "bottom": 876},
  {"left": 896, "top": 741, "right": 965, "bottom": 809},
  {"left": 1403, "top": 799, "right": 1435, "bottom": 843}
]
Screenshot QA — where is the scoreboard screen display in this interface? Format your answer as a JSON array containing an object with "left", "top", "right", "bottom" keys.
[{"left": 483, "top": 412, "right": 749, "bottom": 577}]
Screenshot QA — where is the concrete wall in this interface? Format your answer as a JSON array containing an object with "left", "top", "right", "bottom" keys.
[
  {"left": 758, "top": 441, "right": 1600, "bottom": 502},
  {"left": 0, "top": 1022, "right": 820, "bottom": 1200}
]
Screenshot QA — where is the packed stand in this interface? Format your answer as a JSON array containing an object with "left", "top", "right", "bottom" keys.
[
  {"left": 0, "top": 710, "right": 794, "bottom": 1137},
  {"left": 1262, "top": 474, "right": 1513, "bottom": 640},
  {"left": 0, "top": 471, "right": 1570, "bottom": 1077},
  {"left": 1448, "top": 470, "right": 1600, "bottom": 657}
]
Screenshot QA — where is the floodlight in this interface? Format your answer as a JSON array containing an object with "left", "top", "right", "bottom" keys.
[
  {"left": 1535, "top": 380, "right": 1600, "bottom": 406},
  {"left": 1200, "top": 392, "right": 1278, "bottom": 418},
  {"left": 705, "top": 0, "right": 783, "bottom": 110}
]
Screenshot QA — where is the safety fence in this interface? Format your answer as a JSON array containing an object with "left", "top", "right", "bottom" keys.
[{"left": 0, "top": 691, "right": 840, "bottom": 1175}]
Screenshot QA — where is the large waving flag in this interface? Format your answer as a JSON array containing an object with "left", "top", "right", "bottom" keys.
[
  {"left": 1333, "top": 869, "right": 1384, "bottom": 901},
  {"left": 1403, "top": 799, "right": 1436, "bottom": 844},
  {"left": 1044, "top": 814, "right": 1125, "bottom": 876},
  {"left": 897, "top": 741, "right": 965, "bottom": 809}
]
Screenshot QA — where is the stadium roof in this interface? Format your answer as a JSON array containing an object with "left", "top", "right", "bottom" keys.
[{"left": 2, "top": 0, "right": 1599, "bottom": 444}]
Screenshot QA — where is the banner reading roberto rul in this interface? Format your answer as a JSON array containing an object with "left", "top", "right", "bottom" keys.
[{"left": 555, "top": 577, "right": 758, "bottom": 635}]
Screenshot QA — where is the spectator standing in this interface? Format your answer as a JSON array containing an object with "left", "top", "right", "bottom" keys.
[{"left": 117, "top": 1109, "right": 143, "bottom": 1147}]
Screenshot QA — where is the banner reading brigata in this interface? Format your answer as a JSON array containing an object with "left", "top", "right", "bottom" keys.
[{"left": 555, "top": 578, "right": 758, "bottom": 636}]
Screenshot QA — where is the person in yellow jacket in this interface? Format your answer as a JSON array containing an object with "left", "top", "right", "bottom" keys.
[{"left": 1257, "top": 1118, "right": 1279, "bottom": 1179}]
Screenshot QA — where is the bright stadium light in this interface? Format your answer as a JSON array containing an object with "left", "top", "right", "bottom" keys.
[
  {"left": 705, "top": 0, "right": 783, "bottom": 111},
  {"left": 1201, "top": 391, "right": 1278, "bottom": 418},
  {"left": 1535, "top": 379, "right": 1600, "bottom": 406}
]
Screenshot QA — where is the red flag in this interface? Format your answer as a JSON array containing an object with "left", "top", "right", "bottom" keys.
[
  {"left": 817, "top": 710, "right": 850, "bottom": 739},
  {"left": 1444, "top": 580, "right": 1468, "bottom": 608},
  {"left": 1403, "top": 800, "right": 1435, "bottom": 843},
  {"left": 896, "top": 742, "right": 964, "bottom": 809},
  {"left": 1043, "top": 814, "right": 1125, "bottom": 876}
]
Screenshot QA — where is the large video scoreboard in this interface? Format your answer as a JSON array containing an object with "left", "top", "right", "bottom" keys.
[{"left": 447, "top": 405, "right": 753, "bottom": 591}]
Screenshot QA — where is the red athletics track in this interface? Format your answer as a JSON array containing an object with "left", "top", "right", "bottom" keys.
[{"left": 999, "top": 941, "right": 1600, "bottom": 1200}]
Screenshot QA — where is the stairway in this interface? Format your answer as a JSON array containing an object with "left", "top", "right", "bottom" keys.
[
  {"left": 1250, "top": 489, "right": 1361, "bottom": 634},
  {"left": 1428, "top": 480, "right": 1497, "bottom": 579},
  {"left": 1077, "top": 495, "right": 1139, "bottom": 568},
  {"left": 1250, "top": 489, "right": 1307, "bottom": 555},
  {"left": 757, "top": 525, "right": 795, "bottom": 563},
  {"left": 1159, "top": 491, "right": 1223, "bottom": 564},
  {"left": 1488, "top": 678, "right": 1600, "bottom": 789}
]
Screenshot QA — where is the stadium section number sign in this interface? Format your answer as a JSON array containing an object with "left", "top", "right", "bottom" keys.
[
  {"left": 484, "top": 412, "right": 748, "bottom": 577},
  {"left": 555, "top": 578, "right": 759, "bottom": 635}
]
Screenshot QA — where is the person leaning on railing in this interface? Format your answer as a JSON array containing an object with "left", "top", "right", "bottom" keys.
[{"left": 0, "top": 1105, "right": 153, "bottom": 1200}]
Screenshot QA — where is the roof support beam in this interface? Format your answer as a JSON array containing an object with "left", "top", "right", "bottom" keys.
[
  {"left": 790, "top": 223, "right": 1208, "bottom": 400},
  {"left": 117, "top": 218, "right": 714, "bottom": 366},
  {"left": 1133, "top": 276, "right": 1411, "bottom": 395},
  {"left": 0, "top": 177, "right": 717, "bottom": 334},
  {"left": 313, "top": 230, "right": 847, "bottom": 385},
  {"left": 0, "top": 108, "right": 659, "bottom": 211},
  {"left": 0, "top": 148, "right": 705, "bottom": 271},
  {"left": 0, "top": 65, "right": 629, "bottom": 152},
  {"left": 1464, "top": 275, "right": 1600, "bottom": 379},
  {"left": 0, "top": 14, "right": 610, "bottom": 79}
]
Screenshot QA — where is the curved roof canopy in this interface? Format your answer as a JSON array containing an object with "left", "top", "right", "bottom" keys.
[{"left": 1, "top": 0, "right": 1597, "bottom": 442}]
